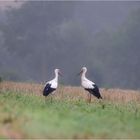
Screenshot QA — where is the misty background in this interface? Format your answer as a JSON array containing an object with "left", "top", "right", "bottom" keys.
[{"left": 0, "top": 1, "right": 140, "bottom": 89}]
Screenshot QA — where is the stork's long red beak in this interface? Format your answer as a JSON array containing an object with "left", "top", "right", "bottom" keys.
[{"left": 58, "top": 71, "right": 62, "bottom": 76}]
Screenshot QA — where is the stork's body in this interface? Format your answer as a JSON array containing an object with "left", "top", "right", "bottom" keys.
[
  {"left": 43, "top": 69, "right": 61, "bottom": 97},
  {"left": 80, "top": 67, "right": 102, "bottom": 102}
]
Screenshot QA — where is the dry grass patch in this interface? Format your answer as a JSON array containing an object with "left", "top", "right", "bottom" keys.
[{"left": 0, "top": 81, "right": 140, "bottom": 103}]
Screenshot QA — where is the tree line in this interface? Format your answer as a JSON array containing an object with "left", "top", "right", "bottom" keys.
[{"left": 0, "top": 1, "right": 140, "bottom": 89}]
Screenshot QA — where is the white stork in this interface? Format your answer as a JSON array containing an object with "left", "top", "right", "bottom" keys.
[
  {"left": 43, "top": 69, "right": 62, "bottom": 99},
  {"left": 78, "top": 67, "right": 102, "bottom": 103}
]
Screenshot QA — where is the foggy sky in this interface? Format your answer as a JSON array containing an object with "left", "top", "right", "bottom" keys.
[{"left": 1, "top": 1, "right": 140, "bottom": 31}]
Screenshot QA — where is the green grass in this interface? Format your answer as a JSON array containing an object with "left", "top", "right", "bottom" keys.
[{"left": 0, "top": 91, "right": 140, "bottom": 139}]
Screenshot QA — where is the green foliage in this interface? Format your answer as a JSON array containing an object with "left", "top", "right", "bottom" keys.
[{"left": 0, "top": 91, "right": 140, "bottom": 138}]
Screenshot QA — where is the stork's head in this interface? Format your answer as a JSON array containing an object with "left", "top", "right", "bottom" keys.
[
  {"left": 78, "top": 67, "right": 87, "bottom": 75},
  {"left": 81, "top": 67, "right": 87, "bottom": 72},
  {"left": 54, "top": 68, "right": 62, "bottom": 76}
]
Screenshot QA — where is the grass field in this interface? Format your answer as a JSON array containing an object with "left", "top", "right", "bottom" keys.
[{"left": 0, "top": 81, "right": 140, "bottom": 139}]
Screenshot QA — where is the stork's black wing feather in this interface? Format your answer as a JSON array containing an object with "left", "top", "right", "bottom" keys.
[
  {"left": 43, "top": 83, "right": 56, "bottom": 96},
  {"left": 85, "top": 84, "right": 102, "bottom": 99}
]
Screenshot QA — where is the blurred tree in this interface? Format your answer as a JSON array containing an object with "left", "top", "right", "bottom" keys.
[
  {"left": 91, "top": 8, "right": 140, "bottom": 89},
  {"left": 2, "top": 1, "right": 75, "bottom": 81},
  {"left": 1, "top": 2, "right": 140, "bottom": 89}
]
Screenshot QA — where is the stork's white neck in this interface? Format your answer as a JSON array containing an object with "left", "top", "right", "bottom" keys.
[
  {"left": 81, "top": 70, "right": 87, "bottom": 80},
  {"left": 54, "top": 71, "right": 59, "bottom": 82}
]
